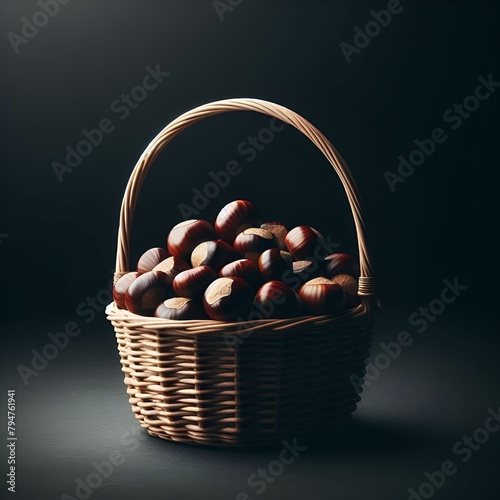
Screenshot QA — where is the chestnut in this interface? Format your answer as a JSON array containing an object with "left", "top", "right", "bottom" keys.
[
  {"left": 253, "top": 281, "right": 302, "bottom": 319},
  {"left": 152, "top": 256, "right": 190, "bottom": 280},
  {"left": 136, "top": 247, "right": 170, "bottom": 274},
  {"left": 167, "top": 219, "right": 217, "bottom": 260},
  {"left": 191, "top": 239, "right": 235, "bottom": 272},
  {"left": 233, "top": 228, "right": 278, "bottom": 261},
  {"left": 215, "top": 200, "right": 260, "bottom": 243},
  {"left": 125, "top": 271, "right": 172, "bottom": 315},
  {"left": 323, "top": 253, "right": 359, "bottom": 279},
  {"left": 292, "top": 259, "right": 321, "bottom": 284},
  {"left": 113, "top": 272, "right": 139, "bottom": 309},
  {"left": 285, "top": 225, "right": 326, "bottom": 260},
  {"left": 331, "top": 274, "right": 360, "bottom": 309},
  {"left": 219, "top": 259, "right": 263, "bottom": 292},
  {"left": 172, "top": 266, "right": 217, "bottom": 299},
  {"left": 155, "top": 297, "right": 207, "bottom": 320},
  {"left": 203, "top": 277, "right": 254, "bottom": 321},
  {"left": 258, "top": 248, "right": 293, "bottom": 281},
  {"left": 260, "top": 222, "right": 288, "bottom": 250},
  {"left": 298, "top": 277, "right": 346, "bottom": 315}
]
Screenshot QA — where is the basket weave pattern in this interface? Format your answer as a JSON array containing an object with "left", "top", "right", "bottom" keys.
[{"left": 106, "top": 98, "right": 378, "bottom": 446}]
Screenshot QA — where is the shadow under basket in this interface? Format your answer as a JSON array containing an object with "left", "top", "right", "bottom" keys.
[{"left": 106, "top": 98, "right": 379, "bottom": 447}]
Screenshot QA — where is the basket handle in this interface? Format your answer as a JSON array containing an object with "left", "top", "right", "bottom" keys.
[{"left": 114, "top": 98, "right": 376, "bottom": 298}]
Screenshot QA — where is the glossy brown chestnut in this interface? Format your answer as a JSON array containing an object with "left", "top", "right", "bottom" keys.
[
  {"left": 172, "top": 266, "right": 217, "bottom": 299},
  {"left": 253, "top": 281, "right": 302, "bottom": 319},
  {"left": 203, "top": 277, "right": 254, "bottom": 321},
  {"left": 219, "top": 259, "right": 263, "bottom": 292},
  {"left": 298, "top": 277, "right": 346, "bottom": 315},
  {"left": 152, "top": 256, "right": 190, "bottom": 281},
  {"left": 258, "top": 248, "right": 293, "bottom": 281},
  {"left": 323, "top": 253, "right": 359, "bottom": 279},
  {"left": 331, "top": 274, "right": 360, "bottom": 309},
  {"left": 233, "top": 228, "right": 278, "bottom": 261},
  {"left": 112, "top": 272, "right": 139, "bottom": 309},
  {"left": 260, "top": 222, "right": 288, "bottom": 250},
  {"left": 215, "top": 200, "right": 260, "bottom": 243},
  {"left": 167, "top": 219, "right": 217, "bottom": 260},
  {"left": 292, "top": 259, "right": 321, "bottom": 284},
  {"left": 155, "top": 297, "right": 207, "bottom": 320},
  {"left": 285, "top": 225, "right": 326, "bottom": 260},
  {"left": 125, "top": 271, "right": 172, "bottom": 315},
  {"left": 136, "top": 247, "right": 170, "bottom": 274},
  {"left": 191, "top": 240, "right": 235, "bottom": 272}
]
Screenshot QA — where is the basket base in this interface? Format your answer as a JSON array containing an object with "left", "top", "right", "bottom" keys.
[{"left": 143, "top": 412, "right": 356, "bottom": 447}]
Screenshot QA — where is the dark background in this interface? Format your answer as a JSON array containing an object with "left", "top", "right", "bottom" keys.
[{"left": 1, "top": 1, "right": 499, "bottom": 499}]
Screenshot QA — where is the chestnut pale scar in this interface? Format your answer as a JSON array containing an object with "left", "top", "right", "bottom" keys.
[{"left": 205, "top": 278, "right": 233, "bottom": 304}]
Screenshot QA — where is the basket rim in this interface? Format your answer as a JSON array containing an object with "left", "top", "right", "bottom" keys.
[{"left": 105, "top": 301, "right": 372, "bottom": 335}]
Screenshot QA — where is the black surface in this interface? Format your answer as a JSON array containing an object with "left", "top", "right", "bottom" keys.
[
  {"left": 2, "top": 307, "right": 499, "bottom": 500},
  {"left": 1, "top": 1, "right": 499, "bottom": 499}
]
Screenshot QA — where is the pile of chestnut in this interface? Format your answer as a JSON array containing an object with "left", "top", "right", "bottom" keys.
[{"left": 113, "top": 200, "right": 360, "bottom": 321}]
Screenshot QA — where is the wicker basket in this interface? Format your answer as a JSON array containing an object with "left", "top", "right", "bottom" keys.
[{"left": 106, "top": 98, "right": 379, "bottom": 446}]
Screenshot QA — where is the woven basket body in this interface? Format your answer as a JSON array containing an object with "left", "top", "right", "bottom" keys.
[{"left": 106, "top": 98, "right": 378, "bottom": 446}]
